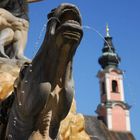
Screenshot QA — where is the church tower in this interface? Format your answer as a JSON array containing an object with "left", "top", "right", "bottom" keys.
[{"left": 96, "top": 25, "right": 131, "bottom": 132}]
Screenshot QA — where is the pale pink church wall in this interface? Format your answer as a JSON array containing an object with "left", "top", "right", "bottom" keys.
[
  {"left": 111, "top": 93, "right": 121, "bottom": 101},
  {"left": 112, "top": 106, "right": 126, "bottom": 131}
]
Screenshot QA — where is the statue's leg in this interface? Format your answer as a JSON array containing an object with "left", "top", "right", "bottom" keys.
[
  {"left": 13, "top": 20, "right": 29, "bottom": 61},
  {"left": 0, "top": 28, "right": 14, "bottom": 58}
]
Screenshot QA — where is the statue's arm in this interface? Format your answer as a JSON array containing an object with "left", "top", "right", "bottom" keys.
[{"left": 0, "top": 8, "right": 29, "bottom": 31}]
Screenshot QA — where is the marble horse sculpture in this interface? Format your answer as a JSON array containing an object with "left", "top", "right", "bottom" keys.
[
  {"left": 0, "top": 0, "right": 29, "bottom": 60},
  {"left": 0, "top": 3, "right": 83, "bottom": 140}
]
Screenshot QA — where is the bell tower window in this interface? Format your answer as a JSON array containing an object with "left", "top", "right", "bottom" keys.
[
  {"left": 102, "top": 81, "right": 106, "bottom": 95},
  {"left": 112, "top": 80, "right": 118, "bottom": 93}
]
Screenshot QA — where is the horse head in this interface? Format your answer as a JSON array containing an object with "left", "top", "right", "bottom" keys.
[{"left": 32, "top": 3, "right": 83, "bottom": 89}]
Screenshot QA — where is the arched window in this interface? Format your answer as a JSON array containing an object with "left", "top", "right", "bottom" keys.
[
  {"left": 102, "top": 82, "right": 106, "bottom": 95},
  {"left": 112, "top": 80, "right": 118, "bottom": 93}
]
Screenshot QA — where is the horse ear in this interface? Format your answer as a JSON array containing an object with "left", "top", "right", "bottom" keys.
[{"left": 47, "top": 8, "right": 56, "bottom": 19}]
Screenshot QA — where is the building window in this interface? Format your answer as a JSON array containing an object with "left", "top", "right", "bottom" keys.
[
  {"left": 102, "top": 82, "right": 106, "bottom": 95},
  {"left": 112, "top": 80, "right": 118, "bottom": 93}
]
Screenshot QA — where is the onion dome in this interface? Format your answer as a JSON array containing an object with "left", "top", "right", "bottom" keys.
[{"left": 98, "top": 25, "right": 121, "bottom": 69}]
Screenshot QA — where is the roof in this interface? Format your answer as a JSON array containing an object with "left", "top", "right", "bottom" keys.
[{"left": 84, "top": 116, "right": 135, "bottom": 140}]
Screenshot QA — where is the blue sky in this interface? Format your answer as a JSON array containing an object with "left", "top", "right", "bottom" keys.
[{"left": 25, "top": 0, "right": 140, "bottom": 139}]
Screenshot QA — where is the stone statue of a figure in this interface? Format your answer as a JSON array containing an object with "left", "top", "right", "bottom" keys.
[{"left": 0, "top": 0, "right": 29, "bottom": 60}]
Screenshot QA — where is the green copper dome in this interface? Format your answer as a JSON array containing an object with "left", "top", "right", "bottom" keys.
[{"left": 98, "top": 26, "right": 121, "bottom": 69}]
